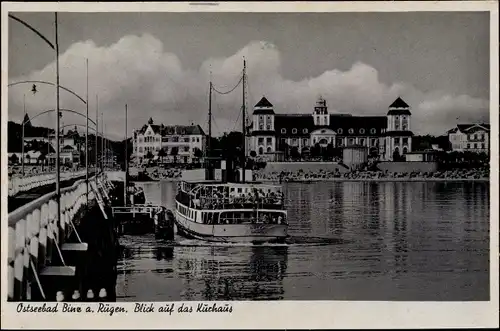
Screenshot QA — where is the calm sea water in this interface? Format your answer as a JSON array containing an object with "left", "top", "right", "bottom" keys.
[{"left": 116, "top": 181, "right": 490, "bottom": 301}]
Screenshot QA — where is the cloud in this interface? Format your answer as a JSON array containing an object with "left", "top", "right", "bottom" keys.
[{"left": 8, "top": 34, "right": 489, "bottom": 140}]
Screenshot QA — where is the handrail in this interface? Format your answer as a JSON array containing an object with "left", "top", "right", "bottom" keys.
[
  {"left": 8, "top": 173, "right": 100, "bottom": 226},
  {"left": 8, "top": 170, "right": 92, "bottom": 197}
]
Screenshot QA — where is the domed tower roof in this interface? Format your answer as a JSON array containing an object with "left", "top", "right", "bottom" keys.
[
  {"left": 387, "top": 97, "right": 411, "bottom": 115},
  {"left": 253, "top": 96, "right": 275, "bottom": 115},
  {"left": 314, "top": 95, "right": 328, "bottom": 115}
]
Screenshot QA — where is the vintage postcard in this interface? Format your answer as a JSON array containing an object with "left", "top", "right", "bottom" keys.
[{"left": 1, "top": 1, "right": 498, "bottom": 329}]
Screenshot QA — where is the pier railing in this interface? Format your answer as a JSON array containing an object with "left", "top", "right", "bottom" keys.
[
  {"left": 8, "top": 170, "right": 91, "bottom": 197},
  {"left": 7, "top": 172, "right": 106, "bottom": 301}
]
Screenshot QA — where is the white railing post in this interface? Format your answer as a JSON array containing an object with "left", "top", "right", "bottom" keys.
[{"left": 7, "top": 226, "right": 15, "bottom": 301}]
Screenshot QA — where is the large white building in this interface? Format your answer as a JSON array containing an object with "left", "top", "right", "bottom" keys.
[
  {"left": 249, "top": 96, "right": 414, "bottom": 161},
  {"left": 133, "top": 118, "right": 206, "bottom": 164},
  {"left": 447, "top": 124, "right": 490, "bottom": 154}
]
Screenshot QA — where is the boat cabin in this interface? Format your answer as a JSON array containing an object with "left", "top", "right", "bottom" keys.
[{"left": 177, "top": 181, "right": 285, "bottom": 210}]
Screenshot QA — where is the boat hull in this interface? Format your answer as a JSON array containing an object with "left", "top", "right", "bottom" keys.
[{"left": 174, "top": 211, "right": 288, "bottom": 243}]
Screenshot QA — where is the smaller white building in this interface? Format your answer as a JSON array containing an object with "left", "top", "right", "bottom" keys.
[{"left": 447, "top": 124, "right": 490, "bottom": 154}]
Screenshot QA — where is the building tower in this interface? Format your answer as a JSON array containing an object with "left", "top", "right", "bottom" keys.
[
  {"left": 251, "top": 96, "right": 275, "bottom": 159},
  {"left": 385, "top": 97, "right": 413, "bottom": 160},
  {"left": 313, "top": 96, "right": 329, "bottom": 126}
]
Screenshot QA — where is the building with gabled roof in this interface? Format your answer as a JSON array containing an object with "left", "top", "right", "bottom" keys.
[
  {"left": 249, "top": 96, "right": 414, "bottom": 161},
  {"left": 133, "top": 118, "right": 206, "bottom": 164},
  {"left": 447, "top": 123, "right": 490, "bottom": 154}
]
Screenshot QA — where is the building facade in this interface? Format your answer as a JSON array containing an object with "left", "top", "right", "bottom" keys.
[
  {"left": 133, "top": 118, "right": 206, "bottom": 164},
  {"left": 447, "top": 124, "right": 490, "bottom": 154},
  {"left": 249, "top": 96, "right": 414, "bottom": 161}
]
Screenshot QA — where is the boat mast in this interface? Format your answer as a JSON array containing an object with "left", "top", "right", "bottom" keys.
[
  {"left": 208, "top": 80, "right": 212, "bottom": 159},
  {"left": 242, "top": 59, "right": 246, "bottom": 183},
  {"left": 124, "top": 104, "right": 128, "bottom": 206}
]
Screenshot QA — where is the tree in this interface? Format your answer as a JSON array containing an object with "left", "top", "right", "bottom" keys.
[
  {"left": 10, "top": 154, "right": 19, "bottom": 165},
  {"left": 324, "top": 143, "right": 334, "bottom": 161},
  {"left": 158, "top": 148, "right": 166, "bottom": 164},
  {"left": 38, "top": 153, "right": 46, "bottom": 171},
  {"left": 145, "top": 151, "right": 154, "bottom": 164},
  {"left": 250, "top": 150, "right": 257, "bottom": 158},
  {"left": 290, "top": 146, "right": 301, "bottom": 161},
  {"left": 170, "top": 147, "right": 179, "bottom": 165},
  {"left": 392, "top": 149, "right": 401, "bottom": 161},
  {"left": 193, "top": 147, "right": 203, "bottom": 160},
  {"left": 311, "top": 143, "right": 321, "bottom": 159}
]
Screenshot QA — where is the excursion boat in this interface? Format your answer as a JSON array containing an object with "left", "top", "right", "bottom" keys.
[
  {"left": 174, "top": 176, "right": 288, "bottom": 243},
  {"left": 174, "top": 59, "right": 288, "bottom": 243}
]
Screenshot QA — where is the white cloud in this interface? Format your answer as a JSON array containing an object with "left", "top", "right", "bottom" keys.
[{"left": 8, "top": 34, "right": 489, "bottom": 140}]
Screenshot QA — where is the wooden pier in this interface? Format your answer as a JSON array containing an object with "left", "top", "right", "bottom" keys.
[
  {"left": 111, "top": 204, "right": 175, "bottom": 239},
  {"left": 7, "top": 171, "right": 117, "bottom": 302}
]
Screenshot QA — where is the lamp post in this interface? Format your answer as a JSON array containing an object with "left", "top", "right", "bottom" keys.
[
  {"left": 86, "top": 58, "right": 89, "bottom": 204},
  {"left": 55, "top": 13, "right": 61, "bottom": 224}
]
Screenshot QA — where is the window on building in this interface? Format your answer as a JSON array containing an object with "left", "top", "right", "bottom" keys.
[
  {"left": 302, "top": 138, "right": 308, "bottom": 146},
  {"left": 266, "top": 138, "right": 272, "bottom": 145},
  {"left": 258, "top": 138, "right": 264, "bottom": 145},
  {"left": 348, "top": 138, "right": 354, "bottom": 146},
  {"left": 172, "top": 137, "right": 178, "bottom": 142},
  {"left": 259, "top": 116, "right": 264, "bottom": 123},
  {"left": 184, "top": 146, "right": 189, "bottom": 152},
  {"left": 395, "top": 138, "right": 400, "bottom": 144},
  {"left": 360, "top": 138, "right": 365, "bottom": 146},
  {"left": 281, "top": 128, "right": 286, "bottom": 134},
  {"left": 303, "top": 128, "right": 308, "bottom": 134},
  {"left": 292, "top": 128, "right": 297, "bottom": 134},
  {"left": 403, "top": 138, "right": 408, "bottom": 145},
  {"left": 259, "top": 123, "right": 264, "bottom": 130},
  {"left": 267, "top": 116, "right": 271, "bottom": 122},
  {"left": 139, "top": 147, "right": 143, "bottom": 153},
  {"left": 258, "top": 147, "right": 263, "bottom": 155},
  {"left": 292, "top": 138, "right": 298, "bottom": 145},
  {"left": 337, "top": 139, "right": 343, "bottom": 146},
  {"left": 138, "top": 137, "right": 143, "bottom": 142},
  {"left": 192, "top": 137, "right": 196, "bottom": 142},
  {"left": 348, "top": 128, "right": 354, "bottom": 134},
  {"left": 467, "top": 143, "right": 471, "bottom": 149},
  {"left": 360, "top": 128, "right": 365, "bottom": 134},
  {"left": 395, "top": 122, "right": 400, "bottom": 130},
  {"left": 184, "top": 138, "right": 189, "bottom": 142},
  {"left": 266, "top": 124, "right": 271, "bottom": 130},
  {"left": 370, "top": 128, "right": 376, "bottom": 134},
  {"left": 371, "top": 139, "right": 377, "bottom": 146},
  {"left": 482, "top": 143, "right": 485, "bottom": 149},
  {"left": 338, "top": 128, "right": 343, "bottom": 134},
  {"left": 197, "top": 137, "right": 200, "bottom": 142}
]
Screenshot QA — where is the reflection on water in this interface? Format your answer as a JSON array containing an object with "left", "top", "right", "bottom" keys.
[{"left": 117, "top": 181, "right": 489, "bottom": 301}]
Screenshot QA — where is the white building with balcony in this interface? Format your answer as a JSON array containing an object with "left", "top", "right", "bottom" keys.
[
  {"left": 447, "top": 123, "right": 490, "bottom": 154},
  {"left": 133, "top": 118, "right": 206, "bottom": 164}
]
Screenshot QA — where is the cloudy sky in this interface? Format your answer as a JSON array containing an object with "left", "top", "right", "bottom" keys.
[{"left": 8, "top": 11, "right": 490, "bottom": 140}]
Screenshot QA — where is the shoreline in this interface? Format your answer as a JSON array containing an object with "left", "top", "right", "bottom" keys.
[{"left": 133, "top": 177, "right": 490, "bottom": 184}]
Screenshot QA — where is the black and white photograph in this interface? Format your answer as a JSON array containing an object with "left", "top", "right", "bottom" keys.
[{"left": 2, "top": 1, "right": 498, "bottom": 329}]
